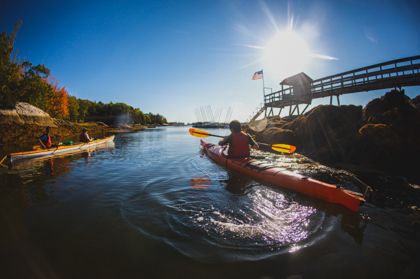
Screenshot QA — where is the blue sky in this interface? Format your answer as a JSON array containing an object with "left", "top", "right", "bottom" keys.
[{"left": 1, "top": 0, "right": 419, "bottom": 122}]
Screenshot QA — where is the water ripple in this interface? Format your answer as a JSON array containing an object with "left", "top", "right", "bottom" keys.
[
  {"left": 121, "top": 175, "right": 335, "bottom": 262},
  {"left": 118, "top": 132, "right": 339, "bottom": 262}
]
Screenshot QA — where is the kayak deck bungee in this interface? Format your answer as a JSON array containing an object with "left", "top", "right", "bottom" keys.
[
  {"left": 8, "top": 135, "right": 115, "bottom": 163},
  {"left": 200, "top": 140, "right": 365, "bottom": 212}
]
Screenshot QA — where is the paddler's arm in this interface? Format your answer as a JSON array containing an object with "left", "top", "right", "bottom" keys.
[
  {"left": 87, "top": 133, "right": 93, "bottom": 142},
  {"left": 218, "top": 134, "right": 231, "bottom": 146},
  {"left": 39, "top": 138, "right": 46, "bottom": 149},
  {"left": 247, "top": 134, "right": 259, "bottom": 149}
]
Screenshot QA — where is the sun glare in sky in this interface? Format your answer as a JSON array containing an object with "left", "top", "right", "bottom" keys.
[
  {"left": 262, "top": 29, "right": 312, "bottom": 81},
  {"left": 2, "top": 1, "right": 418, "bottom": 122}
]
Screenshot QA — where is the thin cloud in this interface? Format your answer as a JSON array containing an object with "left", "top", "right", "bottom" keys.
[
  {"left": 237, "top": 44, "right": 265, "bottom": 50},
  {"left": 364, "top": 28, "right": 378, "bottom": 43},
  {"left": 311, "top": 53, "right": 339, "bottom": 60},
  {"left": 365, "top": 33, "right": 378, "bottom": 43}
]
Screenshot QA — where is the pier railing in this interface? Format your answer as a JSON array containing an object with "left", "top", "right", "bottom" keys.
[{"left": 264, "top": 55, "right": 420, "bottom": 108}]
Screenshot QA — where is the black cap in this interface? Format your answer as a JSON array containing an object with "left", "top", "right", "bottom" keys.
[{"left": 229, "top": 120, "right": 241, "bottom": 133}]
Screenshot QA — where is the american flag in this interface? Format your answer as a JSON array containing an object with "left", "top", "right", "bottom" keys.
[{"left": 252, "top": 70, "right": 263, "bottom": 80}]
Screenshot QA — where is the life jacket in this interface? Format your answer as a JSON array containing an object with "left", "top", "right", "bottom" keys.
[
  {"left": 228, "top": 132, "right": 250, "bottom": 158},
  {"left": 40, "top": 134, "right": 52, "bottom": 148}
]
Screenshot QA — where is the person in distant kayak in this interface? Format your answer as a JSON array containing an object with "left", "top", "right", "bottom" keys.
[
  {"left": 79, "top": 128, "right": 93, "bottom": 143},
  {"left": 219, "top": 120, "right": 258, "bottom": 158},
  {"left": 39, "top": 126, "right": 52, "bottom": 149}
]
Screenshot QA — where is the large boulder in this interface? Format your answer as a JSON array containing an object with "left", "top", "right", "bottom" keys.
[
  {"left": 286, "top": 105, "right": 362, "bottom": 162},
  {"left": 351, "top": 122, "right": 420, "bottom": 178},
  {"left": 254, "top": 105, "right": 362, "bottom": 162},
  {"left": 351, "top": 90, "right": 420, "bottom": 178},
  {"left": 411, "top": 95, "right": 420, "bottom": 109},
  {"left": 363, "top": 89, "right": 415, "bottom": 123},
  {"left": 0, "top": 107, "right": 23, "bottom": 125},
  {"left": 358, "top": 123, "right": 400, "bottom": 144},
  {"left": 265, "top": 116, "right": 288, "bottom": 128},
  {"left": 255, "top": 127, "right": 296, "bottom": 147},
  {"left": 362, "top": 90, "right": 420, "bottom": 147},
  {"left": 0, "top": 102, "right": 56, "bottom": 127}
]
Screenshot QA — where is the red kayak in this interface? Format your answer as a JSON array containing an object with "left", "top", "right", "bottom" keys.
[{"left": 200, "top": 139, "right": 365, "bottom": 212}]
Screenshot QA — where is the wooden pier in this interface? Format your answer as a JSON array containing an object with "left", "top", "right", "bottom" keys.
[{"left": 251, "top": 55, "right": 420, "bottom": 121}]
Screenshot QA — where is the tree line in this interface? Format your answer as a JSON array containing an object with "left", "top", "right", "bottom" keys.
[
  {"left": 0, "top": 22, "right": 167, "bottom": 125},
  {"left": 67, "top": 98, "right": 167, "bottom": 125}
]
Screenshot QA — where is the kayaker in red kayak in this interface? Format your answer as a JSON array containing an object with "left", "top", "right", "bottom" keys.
[{"left": 219, "top": 120, "right": 258, "bottom": 158}]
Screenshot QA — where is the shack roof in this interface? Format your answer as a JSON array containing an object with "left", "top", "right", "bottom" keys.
[{"left": 280, "top": 72, "right": 313, "bottom": 86}]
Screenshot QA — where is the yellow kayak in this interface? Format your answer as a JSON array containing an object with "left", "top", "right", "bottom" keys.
[{"left": 8, "top": 135, "right": 115, "bottom": 163}]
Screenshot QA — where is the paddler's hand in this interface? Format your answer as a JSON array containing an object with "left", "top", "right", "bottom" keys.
[
  {"left": 219, "top": 136, "right": 229, "bottom": 146},
  {"left": 39, "top": 140, "right": 46, "bottom": 149}
]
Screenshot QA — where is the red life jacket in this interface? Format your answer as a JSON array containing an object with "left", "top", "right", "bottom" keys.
[
  {"left": 228, "top": 132, "right": 250, "bottom": 158},
  {"left": 45, "top": 136, "right": 52, "bottom": 148}
]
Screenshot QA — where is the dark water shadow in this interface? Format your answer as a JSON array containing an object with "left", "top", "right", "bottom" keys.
[{"left": 221, "top": 171, "right": 254, "bottom": 195}]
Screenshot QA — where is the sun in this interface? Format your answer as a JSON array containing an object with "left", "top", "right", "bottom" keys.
[{"left": 262, "top": 29, "right": 311, "bottom": 80}]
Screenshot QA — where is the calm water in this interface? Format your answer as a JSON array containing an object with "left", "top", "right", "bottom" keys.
[{"left": 0, "top": 127, "right": 419, "bottom": 279}]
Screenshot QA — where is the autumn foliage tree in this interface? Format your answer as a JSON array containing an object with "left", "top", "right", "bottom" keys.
[{"left": 48, "top": 85, "right": 69, "bottom": 119}]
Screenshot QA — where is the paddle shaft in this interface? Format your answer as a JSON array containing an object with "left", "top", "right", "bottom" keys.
[
  {"left": 196, "top": 131, "right": 224, "bottom": 138},
  {"left": 192, "top": 130, "right": 271, "bottom": 147}
]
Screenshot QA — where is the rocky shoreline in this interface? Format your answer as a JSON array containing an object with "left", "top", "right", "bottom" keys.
[
  {"left": 247, "top": 89, "right": 420, "bottom": 210},
  {"left": 0, "top": 102, "right": 146, "bottom": 157},
  {"left": 249, "top": 90, "right": 420, "bottom": 181}
]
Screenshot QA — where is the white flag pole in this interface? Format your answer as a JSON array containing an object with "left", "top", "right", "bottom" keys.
[
  {"left": 262, "top": 70, "right": 266, "bottom": 117},
  {"left": 262, "top": 70, "right": 265, "bottom": 97}
]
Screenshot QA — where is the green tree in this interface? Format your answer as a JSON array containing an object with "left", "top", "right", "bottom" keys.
[
  {"left": 19, "top": 73, "right": 54, "bottom": 111},
  {"left": 1, "top": 22, "right": 167, "bottom": 123},
  {"left": 77, "top": 99, "right": 93, "bottom": 121},
  {"left": 67, "top": 95, "right": 79, "bottom": 121},
  {"left": 0, "top": 21, "right": 22, "bottom": 108}
]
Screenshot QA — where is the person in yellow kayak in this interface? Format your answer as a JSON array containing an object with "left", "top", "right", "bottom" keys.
[
  {"left": 219, "top": 120, "right": 258, "bottom": 158},
  {"left": 39, "top": 126, "right": 53, "bottom": 149},
  {"left": 79, "top": 127, "right": 93, "bottom": 143}
]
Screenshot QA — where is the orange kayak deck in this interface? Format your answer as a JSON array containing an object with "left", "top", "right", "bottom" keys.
[{"left": 200, "top": 140, "right": 364, "bottom": 212}]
